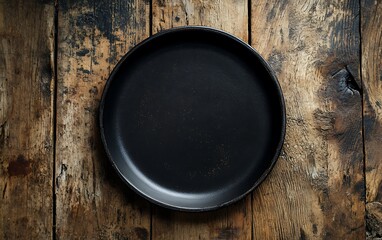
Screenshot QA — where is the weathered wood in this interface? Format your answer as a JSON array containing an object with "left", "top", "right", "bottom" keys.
[
  {"left": 251, "top": 0, "right": 365, "bottom": 239},
  {"left": 152, "top": 0, "right": 248, "bottom": 41},
  {"left": 362, "top": 0, "right": 382, "bottom": 238},
  {"left": 366, "top": 202, "right": 382, "bottom": 239},
  {"left": 151, "top": 1, "right": 252, "bottom": 239},
  {"left": 56, "top": 0, "right": 151, "bottom": 239},
  {"left": 0, "top": 0, "right": 54, "bottom": 239}
]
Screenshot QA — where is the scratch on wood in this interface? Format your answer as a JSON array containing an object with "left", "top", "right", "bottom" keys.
[
  {"left": 55, "top": 164, "right": 68, "bottom": 189},
  {"left": 2, "top": 182, "right": 7, "bottom": 199},
  {"left": 0, "top": 121, "right": 7, "bottom": 148}
]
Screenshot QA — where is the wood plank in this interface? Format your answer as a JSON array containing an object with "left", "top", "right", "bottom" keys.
[
  {"left": 251, "top": 0, "right": 365, "bottom": 238},
  {"left": 0, "top": 0, "right": 54, "bottom": 239},
  {"left": 361, "top": 0, "right": 382, "bottom": 238},
  {"left": 151, "top": 1, "right": 252, "bottom": 239},
  {"left": 56, "top": 0, "right": 151, "bottom": 239}
]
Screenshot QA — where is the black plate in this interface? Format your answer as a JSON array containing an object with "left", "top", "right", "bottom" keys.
[{"left": 100, "top": 27, "right": 285, "bottom": 211}]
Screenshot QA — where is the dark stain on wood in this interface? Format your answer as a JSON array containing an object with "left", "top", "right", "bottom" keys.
[
  {"left": 0, "top": 121, "right": 7, "bottom": 148},
  {"left": 376, "top": 100, "right": 381, "bottom": 109},
  {"left": 317, "top": 62, "right": 363, "bottom": 156},
  {"left": 299, "top": 228, "right": 307, "bottom": 240},
  {"left": 41, "top": 62, "right": 53, "bottom": 98},
  {"left": 15, "top": 216, "right": 29, "bottom": 226},
  {"left": 342, "top": 174, "right": 351, "bottom": 186},
  {"left": 318, "top": 191, "right": 330, "bottom": 213},
  {"left": 354, "top": 181, "right": 366, "bottom": 200},
  {"left": 156, "top": 0, "right": 166, "bottom": 8},
  {"left": 77, "top": 67, "right": 91, "bottom": 74},
  {"left": 215, "top": 227, "right": 239, "bottom": 240},
  {"left": 364, "top": 113, "right": 377, "bottom": 136},
  {"left": 111, "top": 232, "right": 129, "bottom": 240},
  {"left": 266, "top": 8, "right": 276, "bottom": 22},
  {"left": 267, "top": 50, "right": 285, "bottom": 75},
  {"left": 118, "top": 210, "right": 124, "bottom": 224},
  {"left": 312, "top": 223, "right": 318, "bottom": 234},
  {"left": 376, "top": 183, "right": 382, "bottom": 202},
  {"left": 38, "top": 0, "right": 53, "bottom": 5},
  {"left": 60, "top": 0, "right": 147, "bottom": 64},
  {"left": 34, "top": 110, "right": 41, "bottom": 119},
  {"left": 84, "top": 106, "right": 96, "bottom": 115},
  {"left": 134, "top": 227, "right": 148, "bottom": 240},
  {"left": 76, "top": 49, "right": 90, "bottom": 56},
  {"left": 89, "top": 86, "right": 98, "bottom": 95},
  {"left": 288, "top": 26, "right": 297, "bottom": 42},
  {"left": 311, "top": 170, "right": 329, "bottom": 196},
  {"left": 267, "top": 1, "right": 287, "bottom": 22},
  {"left": 335, "top": 0, "right": 360, "bottom": 40},
  {"left": 7, "top": 155, "right": 31, "bottom": 177}
]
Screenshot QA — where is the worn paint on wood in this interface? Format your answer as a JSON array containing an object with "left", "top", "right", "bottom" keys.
[
  {"left": 55, "top": 0, "right": 151, "bottom": 239},
  {"left": 151, "top": 1, "right": 252, "bottom": 239},
  {"left": 362, "top": 0, "right": 382, "bottom": 238},
  {"left": 0, "top": 0, "right": 54, "bottom": 239},
  {"left": 251, "top": 0, "right": 365, "bottom": 238}
]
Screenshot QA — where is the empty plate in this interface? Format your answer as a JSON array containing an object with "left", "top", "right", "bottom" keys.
[{"left": 99, "top": 27, "right": 285, "bottom": 211}]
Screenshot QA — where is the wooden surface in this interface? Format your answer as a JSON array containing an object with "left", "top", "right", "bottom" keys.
[
  {"left": 0, "top": 1, "right": 55, "bottom": 239},
  {"left": 362, "top": 0, "right": 382, "bottom": 238},
  {"left": 251, "top": 0, "right": 364, "bottom": 238},
  {"left": 0, "top": 0, "right": 381, "bottom": 239},
  {"left": 56, "top": 0, "right": 151, "bottom": 239}
]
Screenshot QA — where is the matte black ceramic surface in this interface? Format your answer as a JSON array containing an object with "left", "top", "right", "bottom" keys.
[{"left": 100, "top": 27, "right": 285, "bottom": 211}]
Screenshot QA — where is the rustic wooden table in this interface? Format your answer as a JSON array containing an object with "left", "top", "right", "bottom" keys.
[{"left": 1, "top": 0, "right": 381, "bottom": 239}]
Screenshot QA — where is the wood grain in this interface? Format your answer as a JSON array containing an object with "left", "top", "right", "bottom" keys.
[
  {"left": 55, "top": 0, "right": 151, "bottom": 239},
  {"left": 251, "top": 0, "right": 365, "bottom": 239},
  {"left": 0, "top": 0, "right": 54, "bottom": 239},
  {"left": 152, "top": 0, "right": 248, "bottom": 41},
  {"left": 2, "top": 0, "right": 380, "bottom": 237},
  {"left": 151, "top": 1, "right": 252, "bottom": 239},
  {"left": 362, "top": 0, "right": 382, "bottom": 238}
]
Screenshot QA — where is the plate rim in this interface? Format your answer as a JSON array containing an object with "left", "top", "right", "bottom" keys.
[{"left": 99, "top": 26, "right": 286, "bottom": 211}]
